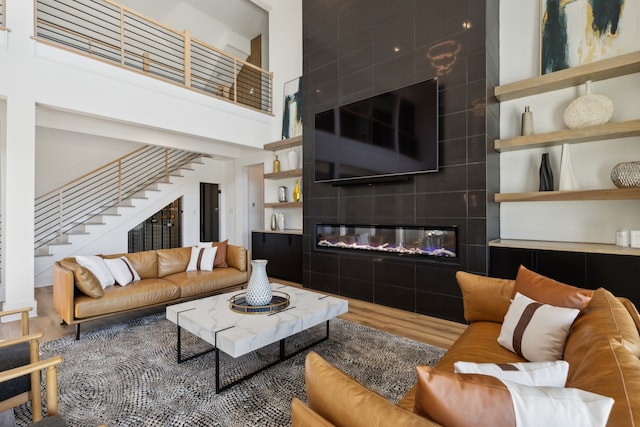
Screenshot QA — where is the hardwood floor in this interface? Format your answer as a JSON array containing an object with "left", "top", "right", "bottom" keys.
[{"left": 1, "top": 284, "right": 467, "bottom": 350}]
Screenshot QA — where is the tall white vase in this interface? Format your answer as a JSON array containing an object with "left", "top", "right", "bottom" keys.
[
  {"left": 245, "top": 260, "right": 272, "bottom": 306},
  {"left": 559, "top": 143, "right": 578, "bottom": 191},
  {"left": 288, "top": 149, "right": 299, "bottom": 170}
]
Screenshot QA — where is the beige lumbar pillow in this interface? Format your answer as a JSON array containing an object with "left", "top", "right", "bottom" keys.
[
  {"left": 104, "top": 256, "right": 141, "bottom": 286},
  {"left": 498, "top": 292, "right": 580, "bottom": 362},
  {"left": 186, "top": 246, "right": 218, "bottom": 272}
]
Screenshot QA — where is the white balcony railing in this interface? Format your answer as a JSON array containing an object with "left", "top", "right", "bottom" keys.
[{"left": 34, "top": 0, "right": 273, "bottom": 113}]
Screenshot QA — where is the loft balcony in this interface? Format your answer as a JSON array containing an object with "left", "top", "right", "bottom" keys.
[{"left": 33, "top": 0, "right": 273, "bottom": 114}]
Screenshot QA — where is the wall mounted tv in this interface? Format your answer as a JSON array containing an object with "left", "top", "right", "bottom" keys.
[{"left": 314, "top": 77, "right": 438, "bottom": 184}]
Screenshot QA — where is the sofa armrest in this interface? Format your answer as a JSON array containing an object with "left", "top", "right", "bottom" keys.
[
  {"left": 292, "top": 398, "right": 336, "bottom": 427},
  {"left": 52, "top": 262, "right": 75, "bottom": 325}
]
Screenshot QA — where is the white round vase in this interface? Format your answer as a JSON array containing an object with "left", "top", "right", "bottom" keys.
[
  {"left": 288, "top": 149, "right": 299, "bottom": 170},
  {"left": 563, "top": 80, "right": 613, "bottom": 129},
  {"left": 245, "top": 259, "right": 272, "bottom": 306}
]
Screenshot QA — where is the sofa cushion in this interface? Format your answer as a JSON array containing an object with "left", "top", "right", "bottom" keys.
[
  {"left": 513, "top": 265, "right": 593, "bottom": 310},
  {"left": 104, "top": 256, "right": 141, "bottom": 286},
  {"left": 186, "top": 246, "right": 217, "bottom": 272},
  {"left": 157, "top": 247, "right": 191, "bottom": 277},
  {"left": 291, "top": 398, "right": 336, "bottom": 427},
  {"left": 165, "top": 268, "right": 248, "bottom": 298},
  {"left": 498, "top": 292, "right": 580, "bottom": 361},
  {"left": 227, "top": 245, "right": 247, "bottom": 272},
  {"left": 453, "top": 360, "right": 569, "bottom": 387},
  {"left": 75, "top": 255, "right": 115, "bottom": 288},
  {"left": 414, "top": 367, "right": 614, "bottom": 427},
  {"left": 200, "top": 240, "right": 229, "bottom": 268},
  {"left": 74, "top": 278, "right": 180, "bottom": 319},
  {"left": 304, "top": 352, "right": 438, "bottom": 427},
  {"left": 456, "top": 271, "right": 514, "bottom": 323},
  {"left": 59, "top": 259, "right": 103, "bottom": 299},
  {"left": 124, "top": 250, "right": 158, "bottom": 279}
]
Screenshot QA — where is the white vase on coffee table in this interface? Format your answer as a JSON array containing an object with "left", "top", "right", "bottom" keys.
[{"left": 245, "top": 259, "right": 272, "bottom": 306}]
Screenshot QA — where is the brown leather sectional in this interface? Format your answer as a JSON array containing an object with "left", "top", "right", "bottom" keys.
[
  {"left": 293, "top": 272, "right": 640, "bottom": 426},
  {"left": 52, "top": 245, "right": 250, "bottom": 339}
]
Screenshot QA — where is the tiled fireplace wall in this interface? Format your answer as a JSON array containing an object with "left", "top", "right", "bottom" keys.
[{"left": 301, "top": 0, "right": 500, "bottom": 323}]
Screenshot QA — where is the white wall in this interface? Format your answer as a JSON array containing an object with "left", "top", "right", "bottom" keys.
[{"left": 499, "top": 1, "right": 640, "bottom": 245}]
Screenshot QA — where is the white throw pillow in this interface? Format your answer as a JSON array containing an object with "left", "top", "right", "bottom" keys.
[
  {"left": 454, "top": 360, "right": 569, "bottom": 387},
  {"left": 498, "top": 292, "right": 580, "bottom": 361},
  {"left": 503, "top": 380, "right": 614, "bottom": 427},
  {"left": 197, "top": 241, "right": 213, "bottom": 248},
  {"left": 186, "top": 246, "right": 218, "bottom": 272},
  {"left": 75, "top": 255, "right": 115, "bottom": 289},
  {"left": 104, "top": 256, "right": 141, "bottom": 286}
]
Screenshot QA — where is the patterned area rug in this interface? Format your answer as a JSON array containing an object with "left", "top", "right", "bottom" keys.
[{"left": 15, "top": 313, "right": 445, "bottom": 427}]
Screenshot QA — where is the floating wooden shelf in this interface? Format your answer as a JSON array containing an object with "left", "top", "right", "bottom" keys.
[
  {"left": 264, "top": 201, "right": 302, "bottom": 208},
  {"left": 494, "top": 188, "right": 640, "bottom": 202},
  {"left": 263, "top": 135, "right": 303, "bottom": 151},
  {"left": 494, "top": 119, "right": 640, "bottom": 152},
  {"left": 489, "top": 239, "right": 640, "bottom": 257},
  {"left": 264, "top": 169, "right": 302, "bottom": 180},
  {"left": 494, "top": 51, "right": 640, "bottom": 102}
]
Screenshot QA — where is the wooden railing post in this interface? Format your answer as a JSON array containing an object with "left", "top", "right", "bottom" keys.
[
  {"left": 164, "top": 149, "right": 169, "bottom": 181},
  {"left": 119, "top": 6, "right": 125, "bottom": 65},
  {"left": 143, "top": 52, "right": 150, "bottom": 72},
  {"left": 118, "top": 160, "right": 123, "bottom": 203},
  {"left": 184, "top": 30, "right": 191, "bottom": 87},
  {"left": 58, "top": 191, "right": 63, "bottom": 238},
  {"left": 233, "top": 59, "right": 238, "bottom": 102}
]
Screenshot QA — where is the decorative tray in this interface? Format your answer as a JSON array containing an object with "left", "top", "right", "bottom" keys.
[{"left": 229, "top": 291, "right": 290, "bottom": 314}]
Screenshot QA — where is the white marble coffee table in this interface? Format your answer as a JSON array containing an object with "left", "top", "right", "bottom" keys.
[{"left": 166, "top": 283, "right": 348, "bottom": 392}]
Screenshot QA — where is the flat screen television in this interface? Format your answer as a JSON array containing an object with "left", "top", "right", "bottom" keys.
[{"left": 314, "top": 77, "right": 438, "bottom": 184}]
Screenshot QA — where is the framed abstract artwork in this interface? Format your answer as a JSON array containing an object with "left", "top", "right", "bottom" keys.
[
  {"left": 540, "top": 0, "right": 640, "bottom": 74},
  {"left": 281, "top": 77, "right": 303, "bottom": 140}
]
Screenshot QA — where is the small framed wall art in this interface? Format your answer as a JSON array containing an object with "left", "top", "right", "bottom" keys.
[
  {"left": 540, "top": 0, "right": 640, "bottom": 74},
  {"left": 281, "top": 76, "right": 302, "bottom": 139}
]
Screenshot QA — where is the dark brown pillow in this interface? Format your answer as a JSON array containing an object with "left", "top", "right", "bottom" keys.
[
  {"left": 212, "top": 240, "right": 228, "bottom": 268},
  {"left": 59, "top": 260, "right": 103, "bottom": 298},
  {"left": 514, "top": 265, "right": 593, "bottom": 310}
]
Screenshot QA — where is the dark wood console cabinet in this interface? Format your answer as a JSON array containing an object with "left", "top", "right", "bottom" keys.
[
  {"left": 490, "top": 246, "right": 640, "bottom": 306},
  {"left": 251, "top": 231, "right": 302, "bottom": 283}
]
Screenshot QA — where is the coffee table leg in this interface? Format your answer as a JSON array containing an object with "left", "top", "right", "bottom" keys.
[{"left": 215, "top": 320, "right": 331, "bottom": 393}]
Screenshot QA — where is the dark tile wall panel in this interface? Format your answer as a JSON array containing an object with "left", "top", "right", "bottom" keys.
[{"left": 302, "top": 0, "right": 499, "bottom": 323}]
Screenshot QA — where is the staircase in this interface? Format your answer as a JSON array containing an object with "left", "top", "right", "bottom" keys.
[{"left": 33, "top": 145, "right": 211, "bottom": 286}]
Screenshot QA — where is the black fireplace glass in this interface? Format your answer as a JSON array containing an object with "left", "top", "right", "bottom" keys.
[{"left": 315, "top": 224, "right": 457, "bottom": 258}]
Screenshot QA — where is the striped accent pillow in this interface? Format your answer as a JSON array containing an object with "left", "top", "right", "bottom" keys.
[
  {"left": 454, "top": 360, "right": 569, "bottom": 387},
  {"left": 186, "top": 246, "right": 218, "bottom": 272},
  {"left": 104, "top": 256, "right": 141, "bottom": 286},
  {"left": 498, "top": 292, "right": 580, "bottom": 362}
]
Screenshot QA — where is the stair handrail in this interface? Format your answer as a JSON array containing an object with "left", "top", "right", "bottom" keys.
[{"left": 34, "top": 145, "right": 207, "bottom": 250}]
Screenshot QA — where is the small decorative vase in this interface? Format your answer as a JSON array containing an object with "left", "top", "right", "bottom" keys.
[
  {"left": 611, "top": 161, "right": 640, "bottom": 188},
  {"left": 273, "top": 155, "right": 280, "bottom": 173},
  {"left": 563, "top": 80, "right": 614, "bottom": 129},
  {"left": 521, "top": 106, "right": 533, "bottom": 136},
  {"left": 278, "top": 186, "right": 288, "bottom": 202},
  {"left": 245, "top": 259, "right": 272, "bottom": 306},
  {"left": 558, "top": 143, "right": 578, "bottom": 191},
  {"left": 277, "top": 212, "right": 285, "bottom": 230},
  {"left": 288, "top": 148, "right": 299, "bottom": 170},
  {"left": 270, "top": 213, "right": 277, "bottom": 230},
  {"left": 293, "top": 179, "right": 301, "bottom": 202},
  {"left": 539, "top": 153, "right": 554, "bottom": 192}
]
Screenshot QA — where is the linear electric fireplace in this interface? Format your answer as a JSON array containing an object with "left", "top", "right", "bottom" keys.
[{"left": 316, "top": 224, "right": 457, "bottom": 258}]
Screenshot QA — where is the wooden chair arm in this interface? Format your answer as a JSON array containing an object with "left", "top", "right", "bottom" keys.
[
  {"left": 0, "top": 356, "right": 63, "bottom": 383},
  {"left": 0, "top": 332, "right": 44, "bottom": 349},
  {"left": 0, "top": 307, "right": 32, "bottom": 336}
]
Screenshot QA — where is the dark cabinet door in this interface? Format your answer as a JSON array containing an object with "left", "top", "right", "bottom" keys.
[
  {"left": 587, "top": 253, "right": 640, "bottom": 306},
  {"left": 536, "top": 250, "right": 586, "bottom": 287},
  {"left": 489, "top": 247, "right": 534, "bottom": 279},
  {"left": 251, "top": 232, "right": 302, "bottom": 283}
]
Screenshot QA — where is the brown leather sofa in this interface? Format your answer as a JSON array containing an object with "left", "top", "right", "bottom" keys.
[
  {"left": 292, "top": 271, "right": 640, "bottom": 426},
  {"left": 52, "top": 245, "right": 250, "bottom": 339}
]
